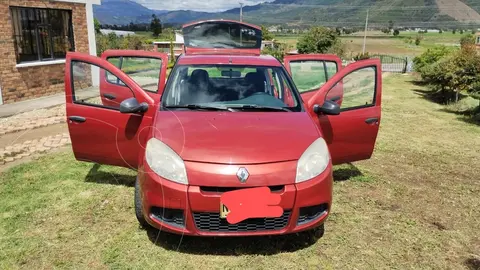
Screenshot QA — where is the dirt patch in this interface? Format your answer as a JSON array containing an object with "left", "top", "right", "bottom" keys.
[
  {"left": 436, "top": 0, "right": 480, "bottom": 23},
  {"left": 0, "top": 123, "right": 67, "bottom": 149}
]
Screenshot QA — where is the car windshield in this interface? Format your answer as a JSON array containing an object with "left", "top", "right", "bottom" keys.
[{"left": 162, "top": 65, "right": 302, "bottom": 112}]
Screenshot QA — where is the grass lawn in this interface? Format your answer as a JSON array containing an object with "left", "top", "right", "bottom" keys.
[{"left": 1, "top": 74, "right": 480, "bottom": 269}]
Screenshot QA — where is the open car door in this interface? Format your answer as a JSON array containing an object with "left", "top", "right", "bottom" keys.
[
  {"left": 99, "top": 50, "right": 168, "bottom": 108},
  {"left": 65, "top": 52, "right": 163, "bottom": 169},
  {"left": 286, "top": 58, "right": 382, "bottom": 165},
  {"left": 284, "top": 54, "right": 343, "bottom": 104}
]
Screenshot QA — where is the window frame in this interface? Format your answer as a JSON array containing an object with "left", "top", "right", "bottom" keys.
[
  {"left": 10, "top": 6, "right": 75, "bottom": 64},
  {"left": 105, "top": 56, "right": 163, "bottom": 93},
  {"left": 326, "top": 65, "right": 378, "bottom": 112},
  {"left": 161, "top": 63, "right": 305, "bottom": 112},
  {"left": 71, "top": 60, "right": 136, "bottom": 111}
]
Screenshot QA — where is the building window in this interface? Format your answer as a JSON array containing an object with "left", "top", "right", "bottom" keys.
[{"left": 10, "top": 6, "right": 75, "bottom": 64}]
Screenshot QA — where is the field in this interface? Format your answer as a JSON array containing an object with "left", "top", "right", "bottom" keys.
[
  {"left": 1, "top": 74, "right": 479, "bottom": 269},
  {"left": 276, "top": 31, "right": 464, "bottom": 57}
]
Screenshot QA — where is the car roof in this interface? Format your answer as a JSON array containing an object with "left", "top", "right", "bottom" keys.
[{"left": 176, "top": 54, "right": 283, "bottom": 67}]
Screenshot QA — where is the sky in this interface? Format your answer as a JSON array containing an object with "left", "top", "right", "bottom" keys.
[{"left": 134, "top": 0, "right": 275, "bottom": 12}]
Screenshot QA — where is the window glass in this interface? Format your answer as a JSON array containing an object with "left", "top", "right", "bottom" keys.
[
  {"left": 325, "top": 61, "right": 338, "bottom": 79},
  {"left": 183, "top": 22, "right": 262, "bottom": 49},
  {"left": 107, "top": 57, "right": 162, "bottom": 93},
  {"left": 10, "top": 7, "right": 74, "bottom": 63},
  {"left": 290, "top": 61, "right": 327, "bottom": 93},
  {"left": 326, "top": 67, "right": 376, "bottom": 110},
  {"left": 163, "top": 65, "right": 300, "bottom": 111},
  {"left": 72, "top": 61, "right": 134, "bottom": 110}
]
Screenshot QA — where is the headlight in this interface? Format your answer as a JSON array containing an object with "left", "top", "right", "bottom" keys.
[
  {"left": 145, "top": 138, "right": 188, "bottom": 184},
  {"left": 295, "top": 138, "right": 330, "bottom": 183}
]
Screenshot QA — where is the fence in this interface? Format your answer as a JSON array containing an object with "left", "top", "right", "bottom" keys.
[{"left": 369, "top": 54, "right": 409, "bottom": 73}]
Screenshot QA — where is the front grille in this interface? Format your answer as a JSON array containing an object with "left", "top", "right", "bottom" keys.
[
  {"left": 200, "top": 185, "right": 284, "bottom": 194},
  {"left": 297, "top": 204, "right": 328, "bottom": 225},
  {"left": 150, "top": 207, "right": 185, "bottom": 228},
  {"left": 193, "top": 210, "right": 292, "bottom": 232}
]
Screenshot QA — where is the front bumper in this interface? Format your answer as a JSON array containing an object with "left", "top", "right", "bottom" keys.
[{"left": 138, "top": 161, "right": 333, "bottom": 236}]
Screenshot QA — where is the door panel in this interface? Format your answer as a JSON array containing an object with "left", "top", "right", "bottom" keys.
[
  {"left": 65, "top": 52, "right": 156, "bottom": 168},
  {"left": 284, "top": 54, "right": 342, "bottom": 104},
  {"left": 101, "top": 50, "right": 168, "bottom": 106},
  {"left": 308, "top": 59, "right": 382, "bottom": 165}
]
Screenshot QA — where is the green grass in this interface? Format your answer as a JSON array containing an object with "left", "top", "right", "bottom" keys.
[{"left": 1, "top": 74, "right": 480, "bottom": 269}]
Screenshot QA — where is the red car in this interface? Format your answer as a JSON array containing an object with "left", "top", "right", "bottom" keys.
[{"left": 65, "top": 20, "right": 382, "bottom": 238}]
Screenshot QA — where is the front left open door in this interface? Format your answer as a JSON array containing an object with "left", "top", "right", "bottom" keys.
[
  {"left": 284, "top": 54, "right": 342, "bottom": 104},
  {"left": 100, "top": 50, "right": 168, "bottom": 108},
  {"left": 65, "top": 52, "right": 156, "bottom": 169},
  {"left": 306, "top": 59, "right": 382, "bottom": 165}
]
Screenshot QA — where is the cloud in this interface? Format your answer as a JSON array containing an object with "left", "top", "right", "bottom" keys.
[{"left": 134, "top": 0, "right": 274, "bottom": 12}]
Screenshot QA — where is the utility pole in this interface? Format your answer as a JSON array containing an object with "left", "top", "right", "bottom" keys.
[
  {"left": 239, "top": 2, "right": 244, "bottom": 22},
  {"left": 362, "top": 9, "right": 369, "bottom": 54}
]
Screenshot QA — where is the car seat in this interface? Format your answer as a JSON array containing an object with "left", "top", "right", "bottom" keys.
[{"left": 244, "top": 72, "right": 266, "bottom": 97}]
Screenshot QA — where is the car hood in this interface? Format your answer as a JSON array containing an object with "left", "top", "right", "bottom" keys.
[{"left": 152, "top": 111, "right": 320, "bottom": 164}]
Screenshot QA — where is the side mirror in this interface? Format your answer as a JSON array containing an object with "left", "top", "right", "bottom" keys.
[
  {"left": 119, "top": 97, "right": 149, "bottom": 114},
  {"left": 313, "top": 100, "right": 341, "bottom": 115}
]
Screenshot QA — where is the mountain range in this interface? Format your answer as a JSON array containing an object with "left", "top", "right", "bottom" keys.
[{"left": 94, "top": 0, "right": 480, "bottom": 28}]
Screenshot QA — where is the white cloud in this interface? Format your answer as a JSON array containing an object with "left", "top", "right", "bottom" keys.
[{"left": 134, "top": 0, "right": 274, "bottom": 12}]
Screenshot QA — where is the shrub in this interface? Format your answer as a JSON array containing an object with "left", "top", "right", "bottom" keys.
[
  {"left": 415, "top": 35, "right": 422, "bottom": 46},
  {"left": 297, "top": 27, "right": 344, "bottom": 56},
  {"left": 353, "top": 52, "right": 370, "bottom": 61},
  {"left": 460, "top": 34, "right": 475, "bottom": 48},
  {"left": 262, "top": 42, "right": 291, "bottom": 62},
  {"left": 393, "top": 29, "right": 400, "bottom": 36},
  {"left": 413, "top": 45, "right": 453, "bottom": 73}
]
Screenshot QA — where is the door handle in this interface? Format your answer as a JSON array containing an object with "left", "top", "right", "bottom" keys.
[
  {"left": 103, "top": 93, "right": 116, "bottom": 100},
  {"left": 365, "top": 117, "right": 379, "bottom": 125},
  {"left": 69, "top": 116, "right": 86, "bottom": 123}
]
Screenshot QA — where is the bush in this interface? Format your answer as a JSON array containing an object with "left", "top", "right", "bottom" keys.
[
  {"left": 413, "top": 45, "right": 453, "bottom": 73},
  {"left": 297, "top": 27, "right": 345, "bottom": 57},
  {"left": 460, "top": 34, "right": 475, "bottom": 48},
  {"left": 419, "top": 46, "right": 480, "bottom": 103},
  {"left": 393, "top": 29, "right": 400, "bottom": 36},
  {"left": 262, "top": 42, "right": 291, "bottom": 62},
  {"left": 353, "top": 52, "right": 370, "bottom": 61},
  {"left": 415, "top": 35, "right": 422, "bottom": 46},
  {"left": 96, "top": 33, "right": 150, "bottom": 56}
]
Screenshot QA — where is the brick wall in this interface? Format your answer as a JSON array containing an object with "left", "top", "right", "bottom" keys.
[{"left": 0, "top": 1, "right": 89, "bottom": 104}]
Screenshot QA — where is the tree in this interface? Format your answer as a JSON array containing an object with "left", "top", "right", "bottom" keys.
[
  {"left": 460, "top": 33, "right": 475, "bottom": 48},
  {"left": 393, "top": 29, "right": 400, "bottom": 36},
  {"left": 453, "top": 29, "right": 457, "bottom": 34},
  {"left": 94, "top": 18, "right": 101, "bottom": 34},
  {"left": 297, "top": 26, "right": 344, "bottom": 56},
  {"left": 150, "top": 14, "right": 162, "bottom": 37},
  {"left": 415, "top": 35, "right": 422, "bottom": 46},
  {"left": 460, "top": 29, "right": 464, "bottom": 34},
  {"left": 439, "top": 29, "right": 443, "bottom": 34},
  {"left": 388, "top": 20, "right": 394, "bottom": 31},
  {"left": 261, "top": 25, "right": 274, "bottom": 41}
]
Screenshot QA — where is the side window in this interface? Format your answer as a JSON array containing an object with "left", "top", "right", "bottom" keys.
[
  {"left": 72, "top": 61, "right": 134, "bottom": 109},
  {"left": 289, "top": 61, "right": 327, "bottom": 93},
  {"left": 326, "top": 67, "right": 376, "bottom": 111},
  {"left": 107, "top": 57, "right": 162, "bottom": 93}
]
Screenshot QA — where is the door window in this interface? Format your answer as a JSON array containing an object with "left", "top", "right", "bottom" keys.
[
  {"left": 107, "top": 57, "right": 162, "bottom": 93},
  {"left": 72, "top": 61, "right": 135, "bottom": 110},
  {"left": 289, "top": 61, "right": 339, "bottom": 93},
  {"left": 325, "top": 66, "right": 376, "bottom": 111}
]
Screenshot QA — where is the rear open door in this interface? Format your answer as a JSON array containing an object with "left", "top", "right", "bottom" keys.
[
  {"left": 100, "top": 50, "right": 168, "bottom": 107},
  {"left": 303, "top": 59, "right": 382, "bottom": 165},
  {"left": 284, "top": 54, "right": 342, "bottom": 104},
  {"left": 65, "top": 52, "right": 156, "bottom": 169}
]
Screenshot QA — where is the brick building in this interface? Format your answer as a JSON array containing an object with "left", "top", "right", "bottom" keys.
[{"left": 0, "top": 0, "right": 100, "bottom": 105}]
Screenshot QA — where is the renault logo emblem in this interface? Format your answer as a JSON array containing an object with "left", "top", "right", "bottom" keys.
[{"left": 236, "top": 167, "right": 249, "bottom": 183}]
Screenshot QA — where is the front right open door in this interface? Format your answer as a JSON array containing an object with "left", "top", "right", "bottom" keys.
[{"left": 308, "top": 59, "right": 382, "bottom": 165}]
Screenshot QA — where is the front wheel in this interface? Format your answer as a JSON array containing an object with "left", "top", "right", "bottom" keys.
[{"left": 134, "top": 177, "right": 150, "bottom": 229}]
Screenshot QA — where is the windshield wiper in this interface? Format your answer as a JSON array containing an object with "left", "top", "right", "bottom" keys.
[
  {"left": 227, "top": 105, "right": 292, "bottom": 112},
  {"left": 164, "top": 105, "right": 236, "bottom": 112}
]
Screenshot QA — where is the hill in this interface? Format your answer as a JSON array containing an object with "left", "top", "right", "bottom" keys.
[{"left": 93, "top": 0, "right": 480, "bottom": 28}]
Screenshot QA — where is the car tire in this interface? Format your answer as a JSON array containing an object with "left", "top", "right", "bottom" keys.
[{"left": 134, "top": 177, "right": 150, "bottom": 229}]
